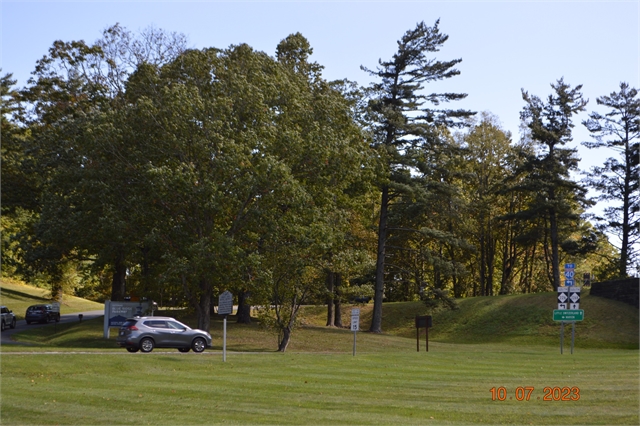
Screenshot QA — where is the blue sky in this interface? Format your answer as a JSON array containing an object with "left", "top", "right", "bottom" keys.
[{"left": 2, "top": 1, "right": 638, "bottom": 185}]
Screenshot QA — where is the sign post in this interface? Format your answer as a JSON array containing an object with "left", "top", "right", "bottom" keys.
[
  {"left": 218, "top": 291, "right": 234, "bottom": 362},
  {"left": 553, "top": 308, "right": 584, "bottom": 353},
  {"left": 351, "top": 308, "right": 360, "bottom": 356},
  {"left": 415, "top": 315, "right": 433, "bottom": 352}
]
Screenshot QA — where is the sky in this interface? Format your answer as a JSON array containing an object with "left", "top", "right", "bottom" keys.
[{"left": 2, "top": 0, "right": 639, "bottom": 219}]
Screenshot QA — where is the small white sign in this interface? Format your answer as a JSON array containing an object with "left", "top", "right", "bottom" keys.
[
  {"left": 218, "top": 291, "right": 234, "bottom": 315},
  {"left": 351, "top": 316, "right": 359, "bottom": 331},
  {"left": 350, "top": 308, "right": 360, "bottom": 331}
]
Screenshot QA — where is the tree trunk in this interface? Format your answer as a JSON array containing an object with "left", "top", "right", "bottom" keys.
[
  {"left": 548, "top": 206, "right": 561, "bottom": 291},
  {"left": 620, "top": 137, "right": 632, "bottom": 277},
  {"left": 110, "top": 252, "right": 127, "bottom": 301},
  {"left": 278, "top": 326, "right": 292, "bottom": 352},
  {"left": 196, "top": 278, "right": 212, "bottom": 331},
  {"left": 326, "top": 271, "right": 335, "bottom": 326},
  {"left": 370, "top": 186, "right": 389, "bottom": 333},
  {"left": 236, "top": 290, "right": 252, "bottom": 324},
  {"left": 334, "top": 273, "right": 343, "bottom": 327}
]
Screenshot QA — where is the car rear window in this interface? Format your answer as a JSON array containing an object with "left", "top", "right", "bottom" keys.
[{"left": 121, "top": 320, "right": 138, "bottom": 327}]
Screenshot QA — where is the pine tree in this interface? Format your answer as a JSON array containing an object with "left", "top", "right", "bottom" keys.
[
  {"left": 518, "top": 78, "right": 589, "bottom": 290},
  {"left": 583, "top": 82, "right": 640, "bottom": 277},
  {"left": 362, "top": 20, "right": 473, "bottom": 332}
]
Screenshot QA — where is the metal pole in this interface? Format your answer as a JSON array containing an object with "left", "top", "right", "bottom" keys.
[
  {"left": 560, "top": 321, "right": 564, "bottom": 354},
  {"left": 571, "top": 321, "right": 575, "bottom": 354},
  {"left": 353, "top": 331, "right": 356, "bottom": 357},
  {"left": 223, "top": 315, "right": 227, "bottom": 362}
]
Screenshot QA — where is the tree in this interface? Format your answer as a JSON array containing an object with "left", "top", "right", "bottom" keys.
[
  {"left": 17, "top": 24, "right": 187, "bottom": 301},
  {"left": 361, "top": 20, "right": 473, "bottom": 332},
  {"left": 458, "top": 113, "right": 515, "bottom": 296},
  {"left": 518, "top": 78, "right": 589, "bottom": 290},
  {"left": 583, "top": 82, "right": 640, "bottom": 277}
]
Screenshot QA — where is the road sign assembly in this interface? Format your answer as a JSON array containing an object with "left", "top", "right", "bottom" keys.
[
  {"left": 218, "top": 290, "right": 234, "bottom": 362},
  {"left": 351, "top": 308, "right": 360, "bottom": 356},
  {"left": 554, "top": 276, "right": 583, "bottom": 355}
]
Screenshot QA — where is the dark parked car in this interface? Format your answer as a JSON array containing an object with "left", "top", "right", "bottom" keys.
[
  {"left": 25, "top": 304, "right": 60, "bottom": 324},
  {"left": 116, "top": 316, "right": 212, "bottom": 353},
  {"left": 1, "top": 306, "right": 17, "bottom": 331}
]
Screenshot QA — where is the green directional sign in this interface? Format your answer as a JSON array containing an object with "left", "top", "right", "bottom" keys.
[{"left": 553, "top": 309, "right": 584, "bottom": 321}]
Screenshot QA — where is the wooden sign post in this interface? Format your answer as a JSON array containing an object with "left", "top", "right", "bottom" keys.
[{"left": 415, "top": 315, "right": 433, "bottom": 352}]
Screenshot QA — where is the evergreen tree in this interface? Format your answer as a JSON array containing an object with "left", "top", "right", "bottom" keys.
[
  {"left": 361, "top": 20, "right": 473, "bottom": 332},
  {"left": 583, "top": 82, "right": 640, "bottom": 277},
  {"left": 518, "top": 78, "right": 589, "bottom": 290}
]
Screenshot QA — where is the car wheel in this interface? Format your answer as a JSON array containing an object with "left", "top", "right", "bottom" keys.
[
  {"left": 178, "top": 347, "right": 190, "bottom": 353},
  {"left": 10, "top": 318, "right": 16, "bottom": 329},
  {"left": 192, "top": 337, "right": 206, "bottom": 353},
  {"left": 1, "top": 321, "right": 5, "bottom": 332},
  {"left": 26, "top": 320, "right": 31, "bottom": 325},
  {"left": 55, "top": 314, "right": 60, "bottom": 323},
  {"left": 126, "top": 347, "right": 139, "bottom": 353},
  {"left": 140, "top": 337, "right": 154, "bottom": 353}
]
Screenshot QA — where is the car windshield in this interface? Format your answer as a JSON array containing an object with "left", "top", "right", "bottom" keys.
[{"left": 28, "top": 306, "right": 45, "bottom": 312}]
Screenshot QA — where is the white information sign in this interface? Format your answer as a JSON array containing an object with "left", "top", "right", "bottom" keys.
[{"left": 351, "top": 308, "right": 360, "bottom": 331}]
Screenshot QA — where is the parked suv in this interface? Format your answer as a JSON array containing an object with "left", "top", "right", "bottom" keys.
[
  {"left": 25, "top": 304, "right": 60, "bottom": 324},
  {"left": 116, "top": 316, "right": 212, "bottom": 353},
  {"left": 1, "top": 306, "right": 17, "bottom": 331}
]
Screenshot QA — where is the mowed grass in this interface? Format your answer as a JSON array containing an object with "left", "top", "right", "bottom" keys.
[
  {"left": 1, "top": 346, "right": 638, "bottom": 425},
  {"left": 2, "top": 279, "right": 638, "bottom": 424}
]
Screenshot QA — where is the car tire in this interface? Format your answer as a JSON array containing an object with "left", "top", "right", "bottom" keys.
[
  {"left": 55, "top": 314, "right": 60, "bottom": 323},
  {"left": 26, "top": 320, "right": 31, "bottom": 325},
  {"left": 140, "top": 337, "right": 155, "bottom": 353},
  {"left": 178, "top": 347, "right": 190, "bottom": 353},
  {"left": 192, "top": 337, "right": 206, "bottom": 353},
  {"left": 10, "top": 318, "right": 16, "bottom": 329},
  {"left": 126, "top": 347, "right": 139, "bottom": 353}
]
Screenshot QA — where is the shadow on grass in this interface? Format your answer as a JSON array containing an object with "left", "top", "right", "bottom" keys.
[{"left": 0, "top": 287, "right": 50, "bottom": 303}]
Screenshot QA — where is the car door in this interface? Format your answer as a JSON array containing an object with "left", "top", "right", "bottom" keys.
[
  {"left": 143, "top": 320, "right": 175, "bottom": 347},
  {"left": 166, "top": 320, "right": 191, "bottom": 347}
]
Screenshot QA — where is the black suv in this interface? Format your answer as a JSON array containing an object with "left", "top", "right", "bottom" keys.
[
  {"left": 25, "top": 304, "right": 60, "bottom": 324},
  {"left": 1, "top": 306, "right": 17, "bottom": 331}
]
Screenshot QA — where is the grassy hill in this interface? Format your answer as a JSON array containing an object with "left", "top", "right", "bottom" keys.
[
  {"left": 300, "top": 287, "right": 639, "bottom": 350},
  {"left": 0, "top": 277, "right": 104, "bottom": 320},
  {"left": 1, "top": 277, "right": 637, "bottom": 350}
]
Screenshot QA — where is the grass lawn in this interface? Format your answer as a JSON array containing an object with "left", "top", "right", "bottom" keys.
[
  {"left": 1, "top": 345, "right": 638, "bottom": 425},
  {"left": 1, "top": 279, "right": 638, "bottom": 424}
]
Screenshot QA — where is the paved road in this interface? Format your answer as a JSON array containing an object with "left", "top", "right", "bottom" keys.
[{"left": 1, "top": 309, "right": 104, "bottom": 345}]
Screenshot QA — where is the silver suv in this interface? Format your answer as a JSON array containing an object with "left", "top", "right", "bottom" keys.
[
  {"left": 116, "top": 316, "right": 212, "bottom": 353},
  {"left": 1, "top": 306, "right": 17, "bottom": 331}
]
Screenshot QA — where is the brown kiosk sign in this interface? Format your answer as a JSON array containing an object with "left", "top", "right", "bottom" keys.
[{"left": 415, "top": 315, "right": 433, "bottom": 352}]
